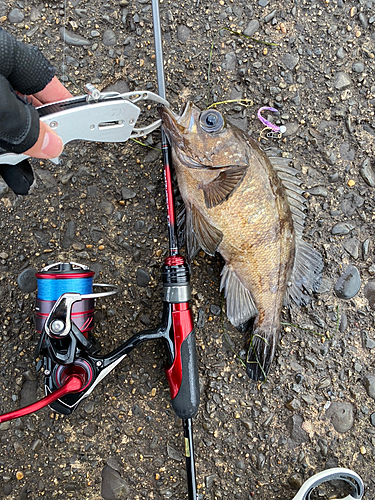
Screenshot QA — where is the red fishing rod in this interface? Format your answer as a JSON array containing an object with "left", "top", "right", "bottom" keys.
[{"left": 152, "top": 0, "right": 200, "bottom": 498}]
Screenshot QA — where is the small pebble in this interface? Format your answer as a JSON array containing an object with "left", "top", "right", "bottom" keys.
[
  {"left": 167, "top": 443, "right": 182, "bottom": 461},
  {"left": 3, "top": 484, "right": 12, "bottom": 495},
  {"left": 209, "top": 304, "right": 221, "bottom": 316},
  {"left": 286, "top": 415, "right": 308, "bottom": 443},
  {"left": 336, "top": 47, "right": 346, "bottom": 59},
  {"left": 360, "top": 158, "right": 375, "bottom": 187},
  {"left": 364, "top": 281, "right": 375, "bottom": 309},
  {"left": 288, "top": 473, "right": 304, "bottom": 490},
  {"left": 100, "top": 201, "right": 114, "bottom": 215},
  {"left": 196, "top": 309, "right": 205, "bottom": 328},
  {"left": 285, "top": 398, "right": 301, "bottom": 411},
  {"left": 60, "top": 27, "right": 91, "bottom": 46},
  {"left": 343, "top": 238, "right": 360, "bottom": 259},
  {"left": 101, "top": 466, "right": 129, "bottom": 500},
  {"left": 0, "top": 1, "right": 7, "bottom": 16},
  {"left": 364, "top": 374, "right": 375, "bottom": 399},
  {"left": 352, "top": 61, "right": 365, "bottom": 73},
  {"left": 331, "top": 222, "right": 355, "bottom": 235},
  {"left": 243, "top": 19, "right": 260, "bottom": 37},
  {"left": 308, "top": 186, "right": 328, "bottom": 197},
  {"left": 103, "top": 29, "right": 116, "bottom": 46},
  {"left": 177, "top": 25, "right": 191, "bottom": 43},
  {"left": 17, "top": 268, "right": 37, "bottom": 293},
  {"left": 121, "top": 187, "right": 136, "bottom": 200},
  {"left": 334, "top": 265, "right": 361, "bottom": 299},
  {"left": 222, "top": 52, "right": 237, "bottom": 71},
  {"left": 334, "top": 72, "right": 352, "bottom": 90},
  {"left": 326, "top": 402, "right": 354, "bottom": 433},
  {"left": 282, "top": 53, "right": 299, "bottom": 71},
  {"left": 136, "top": 268, "right": 150, "bottom": 287},
  {"left": 8, "top": 8, "right": 24, "bottom": 23}
]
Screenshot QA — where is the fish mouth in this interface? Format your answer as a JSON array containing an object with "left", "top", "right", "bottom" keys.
[
  {"left": 159, "top": 101, "right": 191, "bottom": 122},
  {"left": 159, "top": 101, "right": 198, "bottom": 142}
]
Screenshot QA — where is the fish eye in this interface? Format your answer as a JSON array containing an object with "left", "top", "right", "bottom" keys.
[{"left": 200, "top": 110, "right": 224, "bottom": 133}]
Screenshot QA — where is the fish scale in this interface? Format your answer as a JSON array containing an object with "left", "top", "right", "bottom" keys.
[{"left": 160, "top": 102, "right": 323, "bottom": 381}]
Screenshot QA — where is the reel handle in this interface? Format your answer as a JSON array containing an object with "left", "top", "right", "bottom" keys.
[{"left": 0, "top": 374, "right": 85, "bottom": 423}]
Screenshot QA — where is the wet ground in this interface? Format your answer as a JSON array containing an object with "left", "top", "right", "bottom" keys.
[{"left": 0, "top": 0, "right": 375, "bottom": 498}]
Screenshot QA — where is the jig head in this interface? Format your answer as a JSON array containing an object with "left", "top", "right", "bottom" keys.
[{"left": 257, "top": 106, "right": 286, "bottom": 139}]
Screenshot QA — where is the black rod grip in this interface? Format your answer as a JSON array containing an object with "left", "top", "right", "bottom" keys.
[{"left": 171, "top": 328, "right": 200, "bottom": 420}]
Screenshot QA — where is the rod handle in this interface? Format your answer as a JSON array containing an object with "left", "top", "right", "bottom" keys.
[{"left": 165, "top": 306, "right": 200, "bottom": 419}]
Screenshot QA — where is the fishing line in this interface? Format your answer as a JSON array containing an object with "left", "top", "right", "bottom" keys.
[
  {"left": 35, "top": 263, "right": 96, "bottom": 334},
  {"left": 36, "top": 270, "right": 94, "bottom": 301}
]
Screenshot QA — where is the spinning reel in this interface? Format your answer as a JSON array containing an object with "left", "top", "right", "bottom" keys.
[{"left": 35, "top": 262, "right": 119, "bottom": 415}]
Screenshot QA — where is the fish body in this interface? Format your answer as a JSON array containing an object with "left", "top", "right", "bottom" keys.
[{"left": 160, "top": 103, "right": 323, "bottom": 380}]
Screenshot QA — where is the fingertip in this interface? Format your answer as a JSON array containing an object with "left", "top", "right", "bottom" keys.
[
  {"left": 41, "top": 130, "right": 64, "bottom": 158},
  {"left": 25, "top": 122, "right": 64, "bottom": 159}
]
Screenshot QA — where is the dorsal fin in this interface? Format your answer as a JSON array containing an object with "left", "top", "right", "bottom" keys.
[
  {"left": 268, "top": 156, "right": 323, "bottom": 307},
  {"left": 268, "top": 156, "right": 307, "bottom": 228}
]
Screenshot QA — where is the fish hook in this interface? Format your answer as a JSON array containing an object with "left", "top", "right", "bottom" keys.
[{"left": 259, "top": 127, "right": 273, "bottom": 141}]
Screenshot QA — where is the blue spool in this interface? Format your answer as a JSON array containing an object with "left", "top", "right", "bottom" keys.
[
  {"left": 35, "top": 263, "right": 95, "bottom": 333},
  {"left": 36, "top": 275, "right": 93, "bottom": 301}
]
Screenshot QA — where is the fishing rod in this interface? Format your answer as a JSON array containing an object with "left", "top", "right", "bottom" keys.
[{"left": 151, "top": 0, "right": 200, "bottom": 497}]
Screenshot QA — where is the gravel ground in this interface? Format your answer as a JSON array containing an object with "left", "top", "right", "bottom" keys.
[{"left": 0, "top": 0, "right": 375, "bottom": 499}]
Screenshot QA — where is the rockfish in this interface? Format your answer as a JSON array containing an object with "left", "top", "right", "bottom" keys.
[{"left": 159, "top": 103, "right": 323, "bottom": 381}]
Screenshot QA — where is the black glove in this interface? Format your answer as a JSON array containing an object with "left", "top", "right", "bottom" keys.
[{"left": 0, "top": 28, "right": 55, "bottom": 194}]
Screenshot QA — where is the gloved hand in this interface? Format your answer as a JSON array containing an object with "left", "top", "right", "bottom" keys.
[{"left": 0, "top": 28, "right": 72, "bottom": 194}]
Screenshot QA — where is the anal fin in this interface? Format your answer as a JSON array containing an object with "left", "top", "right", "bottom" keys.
[{"left": 220, "top": 264, "right": 258, "bottom": 327}]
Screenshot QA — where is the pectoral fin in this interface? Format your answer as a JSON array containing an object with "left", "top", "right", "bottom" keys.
[
  {"left": 200, "top": 166, "right": 247, "bottom": 209},
  {"left": 191, "top": 205, "right": 223, "bottom": 256},
  {"left": 220, "top": 264, "right": 258, "bottom": 327}
]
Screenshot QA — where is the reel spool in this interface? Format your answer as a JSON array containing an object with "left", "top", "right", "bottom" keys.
[{"left": 35, "top": 262, "right": 119, "bottom": 335}]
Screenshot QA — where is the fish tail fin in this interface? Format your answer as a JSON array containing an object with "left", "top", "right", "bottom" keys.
[{"left": 246, "top": 327, "right": 278, "bottom": 382}]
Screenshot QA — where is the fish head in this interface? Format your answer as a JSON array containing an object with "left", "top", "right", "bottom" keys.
[{"left": 159, "top": 102, "right": 249, "bottom": 167}]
